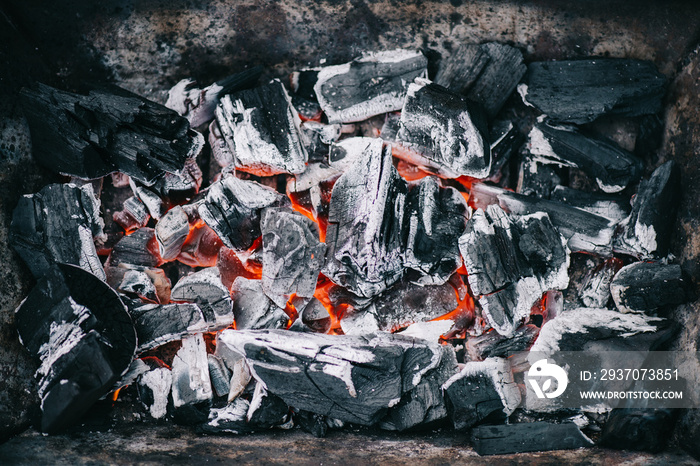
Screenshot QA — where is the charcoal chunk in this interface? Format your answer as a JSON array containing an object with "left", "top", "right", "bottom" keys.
[
  {"left": 202, "top": 398, "right": 253, "bottom": 434},
  {"left": 471, "top": 422, "right": 593, "bottom": 455},
  {"left": 466, "top": 325, "right": 540, "bottom": 361},
  {"left": 528, "top": 120, "right": 643, "bottom": 193},
  {"left": 214, "top": 343, "right": 252, "bottom": 402},
  {"left": 395, "top": 79, "right": 491, "bottom": 179},
  {"left": 551, "top": 186, "right": 631, "bottom": 223},
  {"left": 403, "top": 176, "right": 469, "bottom": 285},
  {"left": 170, "top": 267, "right": 233, "bottom": 330},
  {"left": 261, "top": 207, "right": 326, "bottom": 308},
  {"left": 171, "top": 334, "right": 213, "bottom": 424},
  {"left": 600, "top": 408, "right": 678, "bottom": 453},
  {"left": 15, "top": 264, "right": 136, "bottom": 433},
  {"left": 10, "top": 183, "right": 105, "bottom": 280},
  {"left": 442, "top": 357, "right": 521, "bottom": 430},
  {"left": 108, "top": 227, "right": 163, "bottom": 268},
  {"left": 231, "top": 277, "right": 289, "bottom": 330},
  {"left": 20, "top": 83, "right": 203, "bottom": 185},
  {"left": 579, "top": 257, "right": 623, "bottom": 308},
  {"left": 247, "top": 383, "right": 289, "bottom": 428},
  {"left": 155, "top": 206, "right": 190, "bottom": 261},
  {"left": 519, "top": 59, "right": 667, "bottom": 124},
  {"left": 296, "top": 298, "right": 331, "bottom": 334},
  {"left": 208, "top": 354, "right": 232, "bottom": 399},
  {"left": 217, "top": 330, "right": 442, "bottom": 425},
  {"left": 166, "top": 66, "right": 263, "bottom": 128},
  {"left": 313, "top": 49, "right": 428, "bottom": 123},
  {"left": 137, "top": 367, "right": 172, "bottom": 419},
  {"left": 130, "top": 303, "right": 208, "bottom": 353},
  {"left": 614, "top": 161, "right": 680, "bottom": 259},
  {"left": 516, "top": 154, "right": 561, "bottom": 198},
  {"left": 435, "top": 42, "right": 526, "bottom": 119},
  {"left": 610, "top": 262, "right": 690, "bottom": 314},
  {"left": 323, "top": 138, "right": 407, "bottom": 298},
  {"left": 215, "top": 79, "right": 308, "bottom": 175},
  {"left": 199, "top": 175, "right": 289, "bottom": 251},
  {"left": 488, "top": 120, "right": 525, "bottom": 180},
  {"left": 113, "top": 195, "right": 150, "bottom": 233}
]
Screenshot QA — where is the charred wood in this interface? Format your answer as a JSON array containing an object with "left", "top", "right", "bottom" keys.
[
  {"left": 600, "top": 408, "right": 678, "bottom": 453},
  {"left": 579, "top": 257, "right": 623, "bottom": 308},
  {"left": 130, "top": 303, "right": 208, "bottom": 353},
  {"left": 171, "top": 267, "right": 233, "bottom": 330},
  {"left": 155, "top": 206, "right": 190, "bottom": 262},
  {"left": 171, "top": 334, "right": 213, "bottom": 424},
  {"left": 471, "top": 421, "right": 593, "bottom": 455},
  {"left": 137, "top": 367, "right": 172, "bottom": 419},
  {"left": 108, "top": 227, "right": 164, "bottom": 268},
  {"left": 551, "top": 186, "right": 631, "bottom": 223},
  {"left": 466, "top": 325, "right": 539, "bottom": 361},
  {"left": 610, "top": 262, "right": 690, "bottom": 314},
  {"left": 230, "top": 277, "right": 289, "bottom": 330}
]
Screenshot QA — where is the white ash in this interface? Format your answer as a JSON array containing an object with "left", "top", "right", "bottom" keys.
[
  {"left": 207, "top": 398, "right": 250, "bottom": 431},
  {"left": 140, "top": 367, "right": 172, "bottom": 419},
  {"left": 398, "top": 320, "right": 454, "bottom": 342},
  {"left": 171, "top": 334, "right": 213, "bottom": 408}
]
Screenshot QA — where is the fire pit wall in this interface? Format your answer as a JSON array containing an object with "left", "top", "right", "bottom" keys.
[{"left": 1, "top": 0, "right": 700, "bottom": 453}]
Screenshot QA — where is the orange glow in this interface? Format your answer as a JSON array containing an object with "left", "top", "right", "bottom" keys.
[
  {"left": 433, "top": 283, "right": 475, "bottom": 341},
  {"left": 283, "top": 293, "right": 300, "bottom": 327},
  {"left": 288, "top": 192, "right": 328, "bottom": 243},
  {"left": 395, "top": 159, "right": 432, "bottom": 182},
  {"left": 177, "top": 220, "right": 224, "bottom": 267},
  {"left": 110, "top": 387, "right": 122, "bottom": 402},
  {"left": 313, "top": 275, "right": 347, "bottom": 334}
]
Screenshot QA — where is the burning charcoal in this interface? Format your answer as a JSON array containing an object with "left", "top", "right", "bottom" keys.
[
  {"left": 261, "top": 207, "right": 327, "bottom": 308},
  {"left": 299, "top": 121, "right": 344, "bottom": 162},
  {"left": 528, "top": 120, "right": 643, "bottom": 193},
  {"left": 471, "top": 422, "right": 593, "bottom": 455},
  {"left": 466, "top": 325, "right": 540, "bottom": 361},
  {"left": 458, "top": 205, "right": 569, "bottom": 336},
  {"left": 137, "top": 367, "right": 172, "bottom": 419},
  {"left": 15, "top": 263, "right": 136, "bottom": 433},
  {"left": 518, "top": 59, "right": 667, "bottom": 124},
  {"left": 297, "top": 298, "right": 331, "bottom": 334},
  {"left": 471, "top": 183, "right": 618, "bottom": 255},
  {"left": 599, "top": 408, "right": 678, "bottom": 453},
  {"left": 394, "top": 79, "right": 491, "bottom": 179},
  {"left": 21, "top": 83, "right": 203, "bottom": 185},
  {"left": 201, "top": 398, "right": 252, "bottom": 434},
  {"left": 323, "top": 138, "right": 407, "bottom": 298},
  {"left": 10, "top": 183, "right": 106, "bottom": 280},
  {"left": 339, "top": 308, "right": 380, "bottom": 336},
  {"left": 171, "top": 334, "right": 213, "bottom": 424},
  {"left": 113, "top": 196, "right": 150, "bottom": 233},
  {"left": 382, "top": 345, "right": 458, "bottom": 431},
  {"left": 365, "top": 278, "right": 458, "bottom": 332},
  {"left": 247, "top": 383, "right": 289, "bottom": 427},
  {"left": 296, "top": 411, "right": 328, "bottom": 438},
  {"left": 116, "top": 268, "right": 160, "bottom": 303},
  {"left": 208, "top": 120, "right": 234, "bottom": 168},
  {"left": 177, "top": 222, "right": 224, "bottom": 268},
  {"left": 130, "top": 303, "right": 208, "bottom": 353},
  {"left": 215, "top": 79, "right": 307, "bottom": 175},
  {"left": 516, "top": 155, "right": 561, "bottom": 198},
  {"left": 398, "top": 320, "right": 455, "bottom": 342},
  {"left": 214, "top": 343, "right": 252, "bottom": 402},
  {"left": 231, "top": 277, "right": 289, "bottom": 330},
  {"left": 403, "top": 176, "right": 469, "bottom": 285},
  {"left": 217, "top": 329, "right": 443, "bottom": 425},
  {"left": 155, "top": 206, "right": 190, "bottom": 261},
  {"left": 610, "top": 262, "right": 690, "bottom": 314},
  {"left": 435, "top": 42, "right": 526, "bottom": 119},
  {"left": 313, "top": 49, "right": 428, "bottom": 123},
  {"left": 442, "top": 357, "right": 521, "bottom": 430},
  {"left": 171, "top": 267, "right": 233, "bottom": 329},
  {"left": 551, "top": 186, "right": 631, "bottom": 223},
  {"left": 152, "top": 157, "right": 203, "bottom": 203},
  {"left": 199, "top": 175, "right": 289, "bottom": 251},
  {"left": 488, "top": 120, "right": 525, "bottom": 181},
  {"left": 579, "top": 257, "right": 623, "bottom": 308},
  {"left": 614, "top": 161, "right": 681, "bottom": 259},
  {"left": 166, "top": 66, "right": 263, "bottom": 128},
  {"left": 290, "top": 69, "right": 319, "bottom": 102},
  {"left": 129, "top": 179, "right": 166, "bottom": 220},
  {"left": 208, "top": 354, "right": 231, "bottom": 399},
  {"left": 217, "top": 246, "right": 261, "bottom": 289},
  {"left": 108, "top": 227, "right": 163, "bottom": 268}
]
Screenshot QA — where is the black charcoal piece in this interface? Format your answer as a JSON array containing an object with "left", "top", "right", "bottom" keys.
[
  {"left": 435, "top": 42, "right": 526, "bottom": 119},
  {"left": 247, "top": 383, "right": 289, "bottom": 427},
  {"left": 599, "top": 408, "right": 678, "bottom": 453},
  {"left": 296, "top": 411, "right": 328, "bottom": 438},
  {"left": 129, "top": 178, "right": 166, "bottom": 220},
  {"left": 137, "top": 367, "right": 172, "bottom": 419},
  {"left": 395, "top": 79, "right": 491, "bottom": 179},
  {"left": 442, "top": 357, "right": 521, "bottom": 430},
  {"left": 106, "top": 265, "right": 171, "bottom": 304},
  {"left": 579, "top": 257, "right": 623, "bottom": 308},
  {"left": 15, "top": 263, "right": 136, "bottom": 433},
  {"left": 299, "top": 121, "right": 344, "bottom": 163},
  {"left": 171, "top": 334, "right": 213, "bottom": 424},
  {"left": 198, "top": 175, "right": 289, "bottom": 251},
  {"left": 403, "top": 176, "right": 469, "bottom": 285},
  {"left": 382, "top": 345, "right": 458, "bottom": 431},
  {"left": 610, "top": 262, "right": 690, "bottom": 314},
  {"left": 614, "top": 161, "right": 681, "bottom": 259},
  {"left": 518, "top": 59, "right": 667, "bottom": 124},
  {"left": 21, "top": 83, "right": 203, "bottom": 185},
  {"left": 458, "top": 205, "right": 569, "bottom": 336},
  {"left": 470, "top": 183, "right": 617, "bottom": 255},
  {"left": 214, "top": 342, "right": 252, "bottom": 402},
  {"left": 488, "top": 120, "right": 525, "bottom": 180},
  {"left": 155, "top": 206, "right": 190, "bottom": 261},
  {"left": 466, "top": 325, "right": 540, "bottom": 361},
  {"left": 130, "top": 303, "right": 208, "bottom": 353},
  {"left": 231, "top": 277, "right": 289, "bottom": 330},
  {"left": 298, "top": 298, "right": 331, "bottom": 334},
  {"left": 286, "top": 162, "right": 343, "bottom": 226},
  {"left": 208, "top": 354, "right": 232, "bottom": 399},
  {"left": 113, "top": 195, "right": 150, "bottom": 233},
  {"left": 516, "top": 154, "right": 561, "bottom": 198},
  {"left": 166, "top": 66, "right": 263, "bottom": 128},
  {"left": 170, "top": 267, "right": 233, "bottom": 330},
  {"left": 551, "top": 186, "right": 631, "bottom": 223},
  {"left": 108, "top": 227, "right": 163, "bottom": 268},
  {"left": 215, "top": 79, "right": 307, "bottom": 175},
  {"left": 10, "top": 183, "right": 106, "bottom": 280},
  {"left": 152, "top": 157, "right": 203, "bottom": 203},
  {"left": 323, "top": 138, "right": 407, "bottom": 298},
  {"left": 261, "top": 207, "right": 327, "bottom": 308},
  {"left": 471, "top": 422, "right": 593, "bottom": 455},
  {"left": 201, "top": 398, "right": 253, "bottom": 434},
  {"left": 217, "top": 329, "right": 442, "bottom": 425},
  {"left": 528, "top": 120, "right": 643, "bottom": 193},
  {"left": 313, "top": 49, "right": 427, "bottom": 123}
]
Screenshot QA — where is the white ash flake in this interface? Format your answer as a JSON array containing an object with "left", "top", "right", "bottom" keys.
[{"left": 140, "top": 367, "right": 172, "bottom": 419}]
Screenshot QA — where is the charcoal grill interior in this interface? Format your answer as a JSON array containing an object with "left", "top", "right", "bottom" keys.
[{"left": 2, "top": 0, "right": 700, "bottom": 463}]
